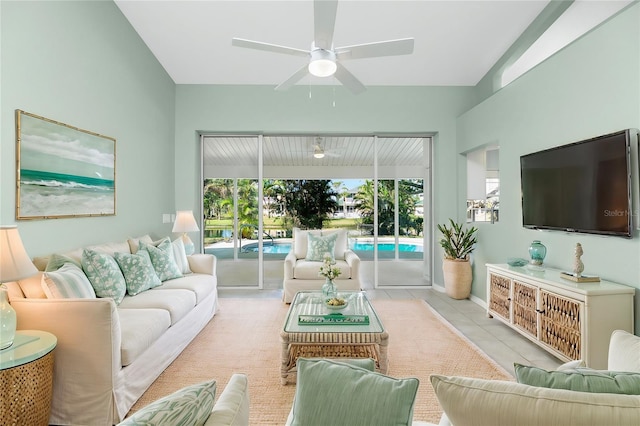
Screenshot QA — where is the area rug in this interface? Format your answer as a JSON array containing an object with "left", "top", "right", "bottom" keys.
[{"left": 130, "top": 298, "right": 513, "bottom": 424}]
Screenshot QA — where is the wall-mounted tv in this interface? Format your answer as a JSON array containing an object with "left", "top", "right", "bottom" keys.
[{"left": 520, "top": 129, "right": 633, "bottom": 239}]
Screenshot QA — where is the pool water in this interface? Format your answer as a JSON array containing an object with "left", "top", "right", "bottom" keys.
[
  {"left": 351, "top": 242, "right": 423, "bottom": 252},
  {"left": 244, "top": 241, "right": 423, "bottom": 254}
]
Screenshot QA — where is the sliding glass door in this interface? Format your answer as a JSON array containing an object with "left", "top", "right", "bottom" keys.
[{"left": 202, "top": 134, "right": 432, "bottom": 289}]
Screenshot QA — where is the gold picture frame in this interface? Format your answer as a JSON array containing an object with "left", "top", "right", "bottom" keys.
[{"left": 16, "top": 110, "right": 116, "bottom": 219}]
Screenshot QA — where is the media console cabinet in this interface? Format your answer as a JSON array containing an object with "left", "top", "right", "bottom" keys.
[{"left": 486, "top": 263, "right": 635, "bottom": 369}]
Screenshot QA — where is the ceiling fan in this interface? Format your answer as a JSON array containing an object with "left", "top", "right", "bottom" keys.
[
  {"left": 231, "top": 0, "right": 414, "bottom": 94},
  {"left": 311, "top": 137, "right": 341, "bottom": 159}
]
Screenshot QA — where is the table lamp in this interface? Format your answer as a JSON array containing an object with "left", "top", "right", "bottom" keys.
[
  {"left": 1, "top": 226, "right": 38, "bottom": 349},
  {"left": 172, "top": 210, "right": 200, "bottom": 255}
]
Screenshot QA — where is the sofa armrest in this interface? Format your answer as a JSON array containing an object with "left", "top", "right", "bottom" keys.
[
  {"left": 12, "top": 298, "right": 121, "bottom": 425},
  {"left": 344, "top": 249, "right": 360, "bottom": 280},
  {"left": 205, "top": 373, "right": 250, "bottom": 426},
  {"left": 188, "top": 253, "right": 217, "bottom": 276},
  {"left": 284, "top": 251, "right": 296, "bottom": 280}
]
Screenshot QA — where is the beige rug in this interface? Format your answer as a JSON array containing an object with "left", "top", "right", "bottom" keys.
[{"left": 130, "top": 298, "right": 512, "bottom": 424}]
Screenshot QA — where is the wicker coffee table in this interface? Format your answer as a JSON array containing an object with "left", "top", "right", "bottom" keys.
[{"left": 280, "top": 291, "right": 388, "bottom": 384}]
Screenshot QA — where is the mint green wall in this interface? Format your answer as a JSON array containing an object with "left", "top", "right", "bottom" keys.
[
  {"left": 174, "top": 85, "right": 475, "bottom": 284},
  {"left": 1, "top": 1, "right": 176, "bottom": 256},
  {"left": 459, "top": 4, "right": 640, "bottom": 325}
]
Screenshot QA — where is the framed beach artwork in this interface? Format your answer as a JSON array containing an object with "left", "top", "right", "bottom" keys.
[{"left": 15, "top": 110, "right": 116, "bottom": 219}]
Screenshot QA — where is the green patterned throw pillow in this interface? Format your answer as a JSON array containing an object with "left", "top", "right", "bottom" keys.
[
  {"left": 305, "top": 232, "right": 338, "bottom": 262},
  {"left": 140, "top": 239, "right": 183, "bottom": 281},
  {"left": 81, "top": 249, "right": 127, "bottom": 305},
  {"left": 117, "top": 380, "right": 216, "bottom": 426},
  {"left": 114, "top": 250, "right": 162, "bottom": 296},
  {"left": 43, "top": 263, "right": 96, "bottom": 299}
]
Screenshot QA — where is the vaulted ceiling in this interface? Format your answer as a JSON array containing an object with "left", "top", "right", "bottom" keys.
[{"left": 115, "top": 0, "right": 631, "bottom": 90}]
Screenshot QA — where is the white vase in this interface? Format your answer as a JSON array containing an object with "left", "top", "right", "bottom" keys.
[{"left": 0, "top": 286, "right": 17, "bottom": 350}]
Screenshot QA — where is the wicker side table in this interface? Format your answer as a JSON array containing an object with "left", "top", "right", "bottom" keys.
[{"left": 0, "top": 330, "right": 56, "bottom": 426}]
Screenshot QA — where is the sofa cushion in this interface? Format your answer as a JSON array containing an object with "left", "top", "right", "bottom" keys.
[
  {"left": 609, "top": 330, "right": 640, "bottom": 372},
  {"left": 140, "top": 239, "right": 183, "bottom": 282},
  {"left": 290, "top": 358, "right": 419, "bottom": 426},
  {"left": 306, "top": 232, "right": 338, "bottom": 262},
  {"left": 114, "top": 250, "right": 162, "bottom": 296},
  {"left": 86, "top": 241, "right": 132, "bottom": 257},
  {"left": 17, "top": 273, "right": 47, "bottom": 299},
  {"left": 118, "top": 380, "right": 216, "bottom": 426},
  {"left": 127, "top": 234, "right": 154, "bottom": 253},
  {"left": 515, "top": 363, "right": 640, "bottom": 395},
  {"left": 205, "top": 374, "right": 250, "bottom": 426},
  {"left": 118, "top": 308, "right": 171, "bottom": 366},
  {"left": 430, "top": 374, "right": 640, "bottom": 426},
  {"left": 172, "top": 238, "right": 192, "bottom": 274},
  {"left": 44, "top": 253, "right": 82, "bottom": 272},
  {"left": 293, "top": 259, "right": 351, "bottom": 280},
  {"left": 42, "top": 263, "right": 96, "bottom": 299},
  {"left": 118, "top": 288, "right": 196, "bottom": 325},
  {"left": 81, "top": 249, "right": 127, "bottom": 305},
  {"left": 154, "top": 273, "right": 216, "bottom": 304}
]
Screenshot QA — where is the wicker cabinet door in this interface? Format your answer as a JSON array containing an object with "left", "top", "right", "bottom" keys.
[
  {"left": 488, "top": 273, "right": 511, "bottom": 322},
  {"left": 512, "top": 281, "right": 538, "bottom": 338},
  {"left": 539, "top": 290, "right": 582, "bottom": 360}
]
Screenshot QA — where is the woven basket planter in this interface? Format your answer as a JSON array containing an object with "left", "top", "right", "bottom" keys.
[{"left": 443, "top": 258, "right": 472, "bottom": 299}]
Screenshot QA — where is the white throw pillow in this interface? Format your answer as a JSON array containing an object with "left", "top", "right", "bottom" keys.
[
  {"left": 430, "top": 375, "right": 640, "bottom": 426},
  {"left": 608, "top": 330, "right": 640, "bottom": 372},
  {"left": 172, "top": 238, "right": 192, "bottom": 274},
  {"left": 42, "top": 263, "right": 96, "bottom": 299}
]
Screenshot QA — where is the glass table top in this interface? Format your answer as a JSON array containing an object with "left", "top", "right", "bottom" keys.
[{"left": 284, "top": 291, "right": 384, "bottom": 333}]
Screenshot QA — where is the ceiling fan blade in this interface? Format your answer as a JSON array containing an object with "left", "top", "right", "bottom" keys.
[
  {"left": 232, "top": 38, "right": 309, "bottom": 57},
  {"left": 274, "top": 65, "right": 310, "bottom": 91},
  {"left": 335, "top": 38, "right": 415, "bottom": 60},
  {"left": 334, "top": 63, "right": 366, "bottom": 95},
  {"left": 314, "top": 0, "right": 338, "bottom": 50}
]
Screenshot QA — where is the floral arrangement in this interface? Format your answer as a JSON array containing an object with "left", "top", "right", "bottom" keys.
[{"left": 319, "top": 254, "right": 342, "bottom": 281}]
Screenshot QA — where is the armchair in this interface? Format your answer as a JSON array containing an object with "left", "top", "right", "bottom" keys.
[{"left": 283, "top": 228, "right": 361, "bottom": 303}]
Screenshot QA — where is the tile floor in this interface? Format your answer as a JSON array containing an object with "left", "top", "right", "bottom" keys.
[{"left": 218, "top": 284, "right": 563, "bottom": 376}]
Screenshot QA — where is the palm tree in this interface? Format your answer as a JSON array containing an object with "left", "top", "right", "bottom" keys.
[
  {"left": 283, "top": 180, "right": 338, "bottom": 229},
  {"left": 355, "top": 179, "right": 423, "bottom": 236}
]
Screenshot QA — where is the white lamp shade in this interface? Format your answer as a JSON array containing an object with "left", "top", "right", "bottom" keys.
[
  {"left": 172, "top": 211, "right": 200, "bottom": 233},
  {"left": 1, "top": 226, "right": 38, "bottom": 282}
]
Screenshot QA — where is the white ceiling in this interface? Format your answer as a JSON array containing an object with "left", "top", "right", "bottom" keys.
[
  {"left": 202, "top": 135, "right": 427, "bottom": 178},
  {"left": 114, "top": 0, "right": 631, "bottom": 89}
]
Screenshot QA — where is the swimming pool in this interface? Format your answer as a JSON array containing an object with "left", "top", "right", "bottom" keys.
[{"left": 243, "top": 241, "right": 423, "bottom": 253}]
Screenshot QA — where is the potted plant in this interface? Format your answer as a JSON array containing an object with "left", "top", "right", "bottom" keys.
[{"left": 437, "top": 219, "right": 478, "bottom": 299}]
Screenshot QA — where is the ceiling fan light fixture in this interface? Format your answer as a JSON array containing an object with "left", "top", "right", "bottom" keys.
[
  {"left": 308, "top": 49, "right": 337, "bottom": 77},
  {"left": 313, "top": 145, "right": 325, "bottom": 158}
]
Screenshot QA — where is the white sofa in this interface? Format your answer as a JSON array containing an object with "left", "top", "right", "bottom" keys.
[
  {"left": 6, "top": 235, "right": 218, "bottom": 426},
  {"left": 283, "top": 228, "right": 361, "bottom": 303},
  {"left": 430, "top": 329, "right": 640, "bottom": 426}
]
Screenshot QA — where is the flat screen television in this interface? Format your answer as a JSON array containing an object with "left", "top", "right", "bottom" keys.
[{"left": 520, "top": 129, "right": 633, "bottom": 238}]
